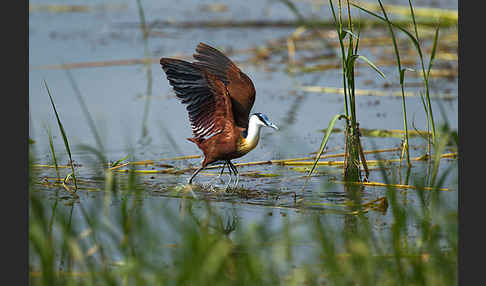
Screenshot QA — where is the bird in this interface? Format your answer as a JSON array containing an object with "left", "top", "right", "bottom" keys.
[{"left": 159, "top": 42, "right": 278, "bottom": 188}]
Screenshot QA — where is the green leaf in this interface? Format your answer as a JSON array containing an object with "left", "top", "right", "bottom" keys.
[
  {"left": 347, "top": 54, "right": 386, "bottom": 79},
  {"left": 342, "top": 29, "right": 358, "bottom": 40},
  {"left": 399, "top": 68, "right": 414, "bottom": 85},
  {"left": 352, "top": 3, "right": 424, "bottom": 60},
  {"left": 46, "top": 124, "right": 60, "bottom": 180},
  {"left": 44, "top": 80, "right": 78, "bottom": 190},
  {"left": 302, "top": 114, "right": 344, "bottom": 192},
  {"left": 427, "top": 25, "right": 440, "bottom": 80},
  {"left": 112, "top": 155, "right": 129, "bottom": 167}
]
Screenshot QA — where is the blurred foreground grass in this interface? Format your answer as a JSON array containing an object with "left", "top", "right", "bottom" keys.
[{"left": 29, "top": 134, "right": 457, "bottom": 285}]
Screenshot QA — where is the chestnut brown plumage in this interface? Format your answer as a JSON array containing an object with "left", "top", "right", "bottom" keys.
[{"left": 160, "top": 42, "right": 278, "bottom": 187}]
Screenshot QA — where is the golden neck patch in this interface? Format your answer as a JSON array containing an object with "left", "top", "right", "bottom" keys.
[{"left": 236, "top": 134, "right": 259, "bottom": 155}]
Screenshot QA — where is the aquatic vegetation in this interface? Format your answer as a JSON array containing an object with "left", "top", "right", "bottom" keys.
[
  {"left": 354, "top": 0, "right": 441, "bottom": 155},
  {"left": 44, "top": 81, "right": 78, "bottom": 194},
  {"left": 29, "top": 135, "right": 458, "bottom": 284},
  {"left": 29, "top": 0, "right": 457, "bottom": 284}
]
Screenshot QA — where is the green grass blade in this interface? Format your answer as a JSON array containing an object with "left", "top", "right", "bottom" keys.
[
  {"left": 400, "top": 68, "right": 415, "bottom": 85},
  {"left": 342, "top": 29, "right": 358, "bottom": 40},
  {"left": 402, "top": 0, "right": 436, "bottom": 140},
  {"left": 418, "top": 91, "right": 432, "bottom": 154},
  {"left": 45, "top": 125, "right": 60, "bottom": 180},
  {"left": 426, "top": 25, "right": 440, "bottom": 79},
  {"left": 347, "top": 55, "right": 386, "bottom": 79},
  {"left": 374, "top": 0, "right": 411, "bottom": 167},
  {"left": 355, "top": 1, "right": 414, "bottom": 166},
  {"left": 407, "top": 0, "right": 420, "bottom": 41},
  {"left": 357, "top": 55, "right": 386, "bottom": 79},
  {"left": 301, "top": 114, "right": 343, "bottom": 192},
  {"left": 329, "top": 0, "right": 350, "bottom": 118},
  {"left": 419, "top": 92, "right": 428, "bottom": 114},
  {"left": 351, "top": 3, "right": 424, "bottom": 60},
  {"left": 354, "top": 15, "right": 362, "bottom": 54},
  {"left": 44, "top": 80, "right": 78, "bottom": 190},
  {"left": 111, "top": 155, "right": 129, "bottom": 168}
]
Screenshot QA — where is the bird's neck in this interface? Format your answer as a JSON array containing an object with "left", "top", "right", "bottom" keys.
[
  {"left": 238, "top": 121, "right": 262, "bottom": 154},
  {"left": 245, "top": 122, "right": 263, "bottom": 146}
]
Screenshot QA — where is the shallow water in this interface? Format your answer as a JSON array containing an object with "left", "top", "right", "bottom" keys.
[{"left": 29, "top": 0, "right": 458, "bottom": 272}]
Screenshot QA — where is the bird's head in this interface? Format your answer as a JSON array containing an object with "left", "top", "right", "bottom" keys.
[{"left": 250, "top": 113, "right": 279, "bottom": 131}]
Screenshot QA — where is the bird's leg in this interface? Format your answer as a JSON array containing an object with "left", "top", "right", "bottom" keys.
[
  {"left": 218, "top": 161, "right": 227, "bottom": 181},
  {"left": 228, "top": 161, "right": 240, "bottom": 189},
  {"left": 208, "top": 161, "right": 226, "bottom": 185},
  {"left": 224, "top": 160, "right": 233, "bottom": 191},
  {"left": 188, "top": 166, "right": 205, "bottom": 185}
]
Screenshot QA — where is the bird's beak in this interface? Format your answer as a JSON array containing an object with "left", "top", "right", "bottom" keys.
[{"left": 269, "top": 122, "right": 279, "bottom": 131}]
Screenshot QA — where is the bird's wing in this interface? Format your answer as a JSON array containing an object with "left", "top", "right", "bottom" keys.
[
  {"left": 193, "top": 42, "right": 256, "bottom": 129},
  {"left": 160, "top": 58, "right": 234, "bottom": 140}
]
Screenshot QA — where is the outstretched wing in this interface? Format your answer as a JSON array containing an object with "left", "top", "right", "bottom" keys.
[
  {"left": 160, "top": 58, "right": 233, "bottom": 139},
  {"left": 193, "top": 42, "right": 256, "bottom": 129}
]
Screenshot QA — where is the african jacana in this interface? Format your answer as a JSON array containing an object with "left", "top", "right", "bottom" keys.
[{"left": 160, "top": 42, "right": 278, "bottom": 187}]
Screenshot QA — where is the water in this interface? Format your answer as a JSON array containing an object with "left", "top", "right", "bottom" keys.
[{"left": 29, "top": 0, "right": 458, "bottom": 272}]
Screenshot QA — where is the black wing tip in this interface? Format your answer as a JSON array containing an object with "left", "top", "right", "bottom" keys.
[
  {"left": 194, "top": 42, "right": 227, "bottom": 59},
  {"left": 194, "top": 43, "right": 210, "bottom": 59},
  {"left": 196, "top": 42, "right": 213, "bottom": 51},
  {"left": 160, "top": 57, "right": 189, "bottom": 67},
  {"left": 160, "top": 57, "right": 175, "bottom": 66}
]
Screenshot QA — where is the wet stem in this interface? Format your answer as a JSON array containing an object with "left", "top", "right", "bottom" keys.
[{"left": 137, "top": 0, "right": 153, "bottom": 140}]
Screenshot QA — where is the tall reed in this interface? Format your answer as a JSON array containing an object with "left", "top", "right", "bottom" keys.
[
  {"left": 377, "top": 0, "right": 412, "bottom": 166},
  {"left": 353, "top": 0, "right": 440, "bottom": 156},
  {"left": 328, "top": 0, "right": 384, "bottom": 182}
]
